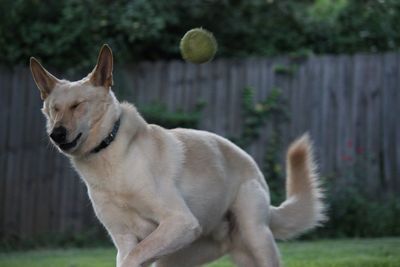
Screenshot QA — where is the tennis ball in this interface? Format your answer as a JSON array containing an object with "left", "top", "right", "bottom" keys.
[{"left": 180, "top": 28, "right": 217, "bottom": 64}]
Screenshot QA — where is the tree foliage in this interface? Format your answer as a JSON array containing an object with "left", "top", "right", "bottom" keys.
[{"left": 1, "top": 0, "right": 400, "bottom": 69}]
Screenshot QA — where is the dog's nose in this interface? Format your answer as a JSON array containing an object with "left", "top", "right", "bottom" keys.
[{"left": 50, "top": 126, "right": 67, "bottom": 144}]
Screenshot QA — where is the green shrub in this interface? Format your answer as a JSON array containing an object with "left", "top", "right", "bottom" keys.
[
  {"left": 2, "top": 0, "right": 400, "bottom": 69},
  {"left": 306, "top": 150, "right": 400, "bottom": 239},
  {"left": 0, "top": 228, "right": 111, "bottom": 251},
  {"left": 305, "top": 179, "right": 400, "bottom": 239},
  {"left": 232, "top": 87, "right": 400, "bottom": 239},
  {"left": 273, "top": 64, "right": 298, "bottom": 75},
  {"left": 230, "top": 87, "right": 289, "bottom": 204},
  {"left": 230, "top": 87, "right": 288, "bottom": 147},
  {"left": 139, "top": 101, "right": 205, "bottom": 129}
]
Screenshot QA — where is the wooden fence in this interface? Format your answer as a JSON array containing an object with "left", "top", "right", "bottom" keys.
[{"left": 1, "top": 53, "right": 399, "bottom": 240}]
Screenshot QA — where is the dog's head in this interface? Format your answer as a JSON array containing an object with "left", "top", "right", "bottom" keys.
[{"left": 30, "top": 45, "right": 118, "bottom": 156}]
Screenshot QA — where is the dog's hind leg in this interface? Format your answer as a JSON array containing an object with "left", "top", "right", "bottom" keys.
[
  {"left": 229, "top": 179, "right": 281, "bottom": 267},
  {"left": 230, "top": 247, "right": 256, "bottom": 267},
  {"left": 155, "top": 237, "right": 227, "bottom": 267}
]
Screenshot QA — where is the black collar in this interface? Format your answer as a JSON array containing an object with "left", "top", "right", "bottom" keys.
[{"left": 90, "top": 117, "right": 121, "bottom": 154}]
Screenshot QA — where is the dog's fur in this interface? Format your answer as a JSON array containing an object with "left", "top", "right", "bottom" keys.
[{"left": 30, "top": 45, "right": 325, "bottom": 267}]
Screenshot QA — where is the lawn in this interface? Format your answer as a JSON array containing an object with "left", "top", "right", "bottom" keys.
[{"left": 0, "top": 238, "right": 399, "bottom": 267}]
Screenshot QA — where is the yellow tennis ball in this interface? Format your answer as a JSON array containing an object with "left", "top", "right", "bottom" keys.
[{"left": 180, "top": 28, "right": 217, "bottom": 64}]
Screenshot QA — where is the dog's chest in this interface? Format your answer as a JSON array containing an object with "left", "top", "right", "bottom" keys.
[
  {"left": 74, "top": 155, "right": 162, "bottom": 240},
  {"left": 88, "top": 187, "right": 158, "bottom": 240}
]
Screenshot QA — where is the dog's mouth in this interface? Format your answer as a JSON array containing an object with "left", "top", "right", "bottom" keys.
[{"left": 58, "top": 133, "right": 82, "bottom": 151}]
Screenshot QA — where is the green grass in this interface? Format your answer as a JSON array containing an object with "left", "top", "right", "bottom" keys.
[{"left": 0, "top": 238, "right": 399, "bottom": 267}]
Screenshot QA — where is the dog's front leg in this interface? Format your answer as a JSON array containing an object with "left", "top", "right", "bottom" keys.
[
  {"left": 120, "top": 214, "right": 202, "bottom": 267},
  {"left": 111, "top": 233, "right": 138, "bottom": 267}
]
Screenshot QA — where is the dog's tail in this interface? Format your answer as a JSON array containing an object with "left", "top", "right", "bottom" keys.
[{"left": 269, "top": 134, "right": 326, "bottom": 240}]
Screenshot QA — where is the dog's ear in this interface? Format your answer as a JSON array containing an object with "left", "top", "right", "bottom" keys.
[
  {"left": 90, "top": 44, "right": 113, "bottom": 89},
  {"left": 30, "top": 57, "right": 60, "bottom": 100}
]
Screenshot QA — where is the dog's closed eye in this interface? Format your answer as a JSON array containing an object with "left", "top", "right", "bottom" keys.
[
  {"left": 51, "top": 105, "right": 60, "bottom": 113},
  {"left": 70, "top": 102, "right": 83, "bottom": 110}
]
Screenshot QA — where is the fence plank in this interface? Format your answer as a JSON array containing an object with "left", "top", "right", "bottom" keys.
[
  {"left": 382, "top": 53, "right": 398, "bottom": 193},
  {"left": 0, "top": 66, "right": 12, "bottom": 239}
]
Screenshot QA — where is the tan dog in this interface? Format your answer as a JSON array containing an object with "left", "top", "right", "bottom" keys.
[{"left": 30, "top": 45, "right": 325, "bottom": 267}]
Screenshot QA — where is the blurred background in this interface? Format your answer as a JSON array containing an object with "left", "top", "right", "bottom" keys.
[{"left": 0, "top": 0, "right": 399, "bottom": 266}]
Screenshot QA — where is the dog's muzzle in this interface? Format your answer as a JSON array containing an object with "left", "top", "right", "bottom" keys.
[
  {"left": 50, "top": 126, "right": 82, "bottom": 151},
  {"left": 58, "top": 133, "right": 82, "bottom": 151}
]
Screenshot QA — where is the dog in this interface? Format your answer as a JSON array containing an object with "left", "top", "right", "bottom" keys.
[{"left": 30, "top": 44, "right": 325, "bottom": 267}]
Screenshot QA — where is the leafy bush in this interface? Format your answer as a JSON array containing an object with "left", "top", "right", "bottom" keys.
[
  {"left": 304, "top": 178, "right": 400, "bottom": 239},
  {"left": 232, "top": 87, "right": 400, "bottom": 239},
  {"left": 2, "top": 0, "right": 400, "bottom": 69},
  {"left": 230, "top": 87, "right": 288, "bottom": 148},
  {"left": 230, "top": 87, "right": 289, "bottom": 204},
  {"left": 273, "top": 64, "right": 298, "bottom": 75},
  {"left": 139, "top": 101, "right": 205, "bottom": 129},
  {"left": 307, "top": 146, "right": 400, "bottom": 239},
  {"left": 0, "top": 227, "right": 110, "bottom": 251}
]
